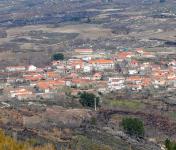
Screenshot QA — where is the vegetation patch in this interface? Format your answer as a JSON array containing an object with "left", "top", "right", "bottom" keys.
[
  {"left": 108, "top": 100, "right": 144, "bottom": 110},
  {"left": 167, "top": 111, "right": 176, "bottom": 120},
  {"left": 0, "top": 130, "right": 55, "bottom": 150},
  {"left": 79, "top": 92, "right": 100, "bottom": 108},
  {"left": 165, "top": 139, "right": 176, "bottom": 150},
  {"left": 52, "top": 53, "right": 64, "bottom": 61},
  {"left": 71, "top": 135, "right": 112, "bottom": 150},
  {"left": 121, "top": 117, "right": 145, "bottom": 138}
]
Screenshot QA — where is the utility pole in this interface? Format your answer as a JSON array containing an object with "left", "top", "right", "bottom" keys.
[
  {"left": 129, "top": 144, "right": 132, "bottom": 150},
  {"left": 94, "top": 98, "right": 97, "bottom": 111}
]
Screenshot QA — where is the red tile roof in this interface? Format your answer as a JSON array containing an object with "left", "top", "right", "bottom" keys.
[
  {"left": 88, "top": 59, "right": 113, "bottom": 64},
  {"left": 37, "top": 80, "right": 66, "bottom": 89},
  {"left": 75, "top": 48, "right": 93, "bottom": 53},
  {"left": 117, "top": 51, "right": 134, "bottom": 59},
  {"left": 24, "top": 73, "right": 43, "bottom": 81},
  {"left": 10, "top": 88, "right": 33, "bottom": 96}
]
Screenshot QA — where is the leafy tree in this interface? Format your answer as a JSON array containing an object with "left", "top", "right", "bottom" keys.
[
  {"left": 121, "top": 117, "right": 144, "bottom": 138},
  {"left": 79, "top": 92, "right": 99, "bottom": 108},
  {"left": 52, "top": 53, "right": 64, "bottom": 61}
]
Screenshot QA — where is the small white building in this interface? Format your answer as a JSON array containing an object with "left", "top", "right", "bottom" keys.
[
  {"left": 88, "top": 59, "right": 114, "bottom": 71},
  {"left": 131, "top": 84, "right": 143, "bottom": 91},
  {"left": 128, "top": 70, "right": 138, "bottom": 75},
  {"left": 10, "top": 88, "right": 33, "bottom": 99},
  {"left": 83, "top": 65, "right": 92, "bottom": 73},
  {"left": 82, "top": 56, "right": 92, "bottom": 61},
  {"left": 108, "top": 77, "right": 125, "bottom": 91},
  {"left": 6, "top": 66, "right": 26, "bottom": 72},
  {"left": 28, "top": 65, "right": 37, "bottom": 72}
]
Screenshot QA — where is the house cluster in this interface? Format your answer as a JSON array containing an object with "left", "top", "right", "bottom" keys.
[{"left": 0, "top": 48, "right": 176, "bottom": 100}]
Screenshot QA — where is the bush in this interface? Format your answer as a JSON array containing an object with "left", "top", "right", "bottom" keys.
[
  {"left": 52, "top": 53, "right": 64, "bottom": 60},
  {"left": 165, "top": 139, "right": 176, "bottom": 150},
  {"left": 90, "top": 117, "right": 97, "bottom": 125},
  {"left": 79, "top": 92, "right": 99, "bottom": 108},
  {"left": 121, "top": 117, "right": 144, "bottom": 138}
]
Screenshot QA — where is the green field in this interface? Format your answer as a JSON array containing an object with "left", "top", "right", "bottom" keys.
[
  {"left": 168, "top": 111, "right": 176, "bottom": 120},
  {"left": 108, "top": 100, "right": 145, "bottom": 110}
]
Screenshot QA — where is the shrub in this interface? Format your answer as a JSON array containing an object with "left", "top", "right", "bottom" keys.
[
  {"left": 121, "top": 117, "right": 144, "bottom": 138},
  {"left": 90, "top": 117, "right": 97, "bottom": 125},
  {"left": 165, "top": 139, "right": 176, "bottom": 150},
  {"left": 52, "top": 53, "right": 64, "bottom": 60}
]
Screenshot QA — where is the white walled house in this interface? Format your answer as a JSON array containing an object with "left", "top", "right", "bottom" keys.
[
  {"left": 6, "top": 66, "right": 26, "bottom": 72},
  {"left": 10, "top": 88, "right": 33, "bottom": 99},
  {"left": 88, "top": 59, "right": 114, "bottom": 71},
  {"left": 128, "top": 69, "right": 138, "bottom": 75},
  {"left": 28, "top": 65, "right": 37, "bottom": 72},
  {"left": 83, "top": 65, "right": 92, "bottom": 73},
  {"left": 108, "top": 77, "right": 125, "bottom": 91}
]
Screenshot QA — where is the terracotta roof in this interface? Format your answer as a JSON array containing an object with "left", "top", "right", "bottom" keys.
[
  {"left": 93, "top": 72, "right": 102, "bottom": 77},
  {"left": 68, "top": 73, "right": 78, "bottom": 78},
  {"left": 24, "top": 73, "right": 43, "bottom": 81},
  {"left": 75, "top": 48, "right": 93, "bottom": 53},
  {"left": 68, "top": 59, "right": 84, "bottom": 64},
  {"left": 152, "top": 70, "right": 168, "bottom": 77},
  {"left": 68, "top": 59, "right": 84, "bottom": 68},
  {"left": 136, "top": 48, "right": 144, "bottom": 53},
  {"left": 143, "top": 52, "right": 152, "bottom": 55},
  {"left": 131, "top": 60, "right": 138, "bottom": 65},
  {"left": 126, "top": 76, "right": 142, "bottom": 81},
  {"left": 141, "top": 78, "right": 151, "bottom": 86},
  {"left": 10, "top": 88, "right": 33, "bottom": 96},
  {"left": 72, "top": 79, "right": 92, "bottom": 84},
  {"left": 37, "top": 79, "right": 66, "bottom": 89},
  {"left": 37, "top": 82, "right": 50, "bottom": 89},
  {"left": 89, "top": 59, "right": 113, "bottom": 64},
  {"left": 117, "top": 51, "right": 134, "bottom": 59},
  {"left": 46, "top": 71, "right": 59, "bottom": 78}
]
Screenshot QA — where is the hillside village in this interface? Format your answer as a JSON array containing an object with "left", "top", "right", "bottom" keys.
[
  {"left": 0, "top": 48, "right": 175, "bottom": 102},
  {"left": 0, "top": 0, "right": 176, "bottom": 149},
  {"left": 0, "top": 46, "right": 176, "bottom": 150}
]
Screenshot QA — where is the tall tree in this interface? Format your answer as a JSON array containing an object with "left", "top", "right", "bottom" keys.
[{"left": 79, "top": 92, "right": 99, "bottom": 109}]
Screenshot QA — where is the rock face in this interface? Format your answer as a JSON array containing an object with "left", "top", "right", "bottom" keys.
[{"left": 44, "top": 106, "right": 93, "bottom": 128}]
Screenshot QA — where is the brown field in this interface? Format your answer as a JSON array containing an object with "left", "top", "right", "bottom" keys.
[{"left": 6, "top": 24, "right": 113, "bottom": 40}]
